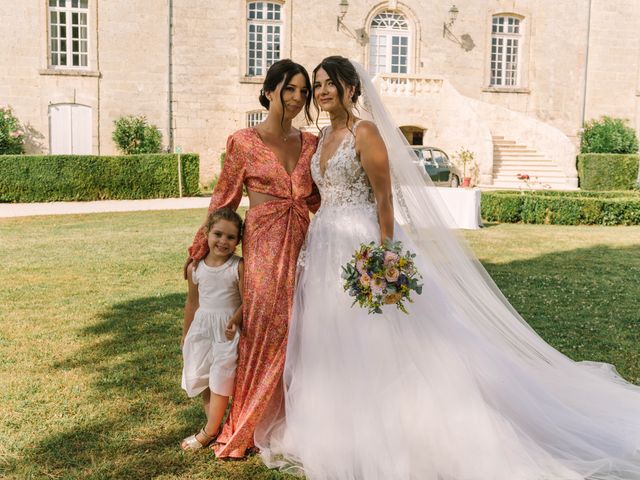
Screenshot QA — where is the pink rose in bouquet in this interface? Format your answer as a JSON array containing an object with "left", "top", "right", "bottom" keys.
[
  {"left": 384, "top": 265, "right": 400, "bottom": 283},
  {"left": 383, "top": 251, "right": 399, "bottom": 265}
]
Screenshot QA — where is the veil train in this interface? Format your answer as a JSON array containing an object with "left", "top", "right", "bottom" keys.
[{"left": 255, "top": 60, "right": 640, "bottom": 480}]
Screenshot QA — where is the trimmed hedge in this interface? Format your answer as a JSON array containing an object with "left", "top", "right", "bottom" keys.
[
  {"left": 0, "top": 153, "right": 199, "bottom": 202},
  {"left": 577, "top": 154, "right": 640, "bottom": 191},
  {"left": 482, "top": 190, "right": 640, "bottom": 226}
]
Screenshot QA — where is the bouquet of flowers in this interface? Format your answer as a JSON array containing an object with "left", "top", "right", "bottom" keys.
[{"left": 341, "top": 240, "right": 423, "bottom": 314}]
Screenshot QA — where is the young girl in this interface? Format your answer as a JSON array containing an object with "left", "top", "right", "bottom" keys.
[{"left": 180, "top": 208, "right": 244, "bottom": 451}]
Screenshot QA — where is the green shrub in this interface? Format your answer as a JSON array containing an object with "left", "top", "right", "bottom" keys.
[
  {"left": 480, "top": 192, "right": 523, "bottom": 222},
  {"left": 577, "top": 154, "right": 639, "bottom": 190},
  {"left": 0, "top": 107, "right": 25, "bottom": 155},
  {"left": 486, "top": 190, "right": 640, "bottom": 199},
  {"left": 580, "top": 116, "right": 638, "bottom": 154},
  {"left": 112, "top": 115, "right": 163, "bottom": 154},
  {"left": 0, "top": 153, "right": 199, "bottom": 202},
  {"left": 481, "top": 190, "right": 640, "bottom": 226}
]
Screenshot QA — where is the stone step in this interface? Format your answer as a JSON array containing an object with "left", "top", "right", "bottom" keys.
[
  {"left": 493, "top": 143, "right": 532, "bottom": 148},
  {"left": 485, "top": 180, "right": 572, "bottom": 189},
  {"left": 493, "top": 145, "right": 538, "bottom": 154},
  {"left": 478, "top": 183, "right": 546, "bottom": 190},
  {"left": 494, "top": 147, "right": 536, "bottom": 153},
  {"left": 493, "top": 169, "right": 567, "bottom": 177},
  {"left": 494, "top": 164, "right": 564, "bottom": 173},
  {"left": 494, "top": 173, "right": 567, "bottom": 181},
  {"left": 494, "top": 151, "right": 544, "bottom": 157},
  {"left": 495, "top": 159, "right": 550, "bottom": 165},
  {"left": 494, "top": 161, "right": 560, "bottom": 168},
  {"left": 493, "top": 175, "right": 569, "bottom": 184},
  {"left": 493, "top": 155, "right": 555, "bottom": 164},
  {"left": 495, "top": 163, "right": 557, "bottom": 169},
  {"left": 489, "top": 136, "right": 577, "bottom": 190}
]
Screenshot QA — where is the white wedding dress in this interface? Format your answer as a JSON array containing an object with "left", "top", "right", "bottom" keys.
[{"left": 256, "top": 120, "right": 640, "bottom": 480}]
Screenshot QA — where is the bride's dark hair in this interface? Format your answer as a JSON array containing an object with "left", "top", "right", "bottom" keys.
[
  {"left": 313, "top": 56, "right": 362, "bottom": 134},
  {"left": 259, "top": 59, "right": 312, "bottom": 126}
]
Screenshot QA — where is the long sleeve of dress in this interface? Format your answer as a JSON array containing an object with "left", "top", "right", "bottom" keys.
[{"left": 187, "top": 135, "right": 245, "bottom": 261}]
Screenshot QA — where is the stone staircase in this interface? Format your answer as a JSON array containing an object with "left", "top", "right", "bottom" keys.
[{"left": 488, "top": 136, "right": 576, "bottom": 190}]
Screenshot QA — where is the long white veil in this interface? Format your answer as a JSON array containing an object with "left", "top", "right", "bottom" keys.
[
  {"left": 354, "top": 59, "right": 634, "bottom": 368},
  {"left": 351, "top": 60, "right": 640, "bottom": 477},
  {"left": 256, "top": 61, "right": 640, "bottom": 479}
]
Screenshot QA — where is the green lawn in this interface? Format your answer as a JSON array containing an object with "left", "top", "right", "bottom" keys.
[{"left": 1, "top": 212, "right": 639, "bottom": 479}]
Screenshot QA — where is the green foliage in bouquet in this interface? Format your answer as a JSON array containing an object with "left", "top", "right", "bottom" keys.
[{"left": 341, "top": 240, "right": 423, "bottom": 315}]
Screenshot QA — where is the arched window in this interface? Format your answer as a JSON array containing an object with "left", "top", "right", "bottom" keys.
[
  {"left": 246, "top": 2, "right": 282, "bottom": 76},
  {"left": 490, "top": 15, "right": 522, "bottom": 86},
  {"left": 368, "top": 10, "right": 410, "bottom": 75}
]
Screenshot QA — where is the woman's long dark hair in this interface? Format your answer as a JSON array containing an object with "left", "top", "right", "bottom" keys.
[
  {"left": 259, "top": 59, "right": 312, "bottom": 126},
  {"left": 312, "top": 56, "right": 362, "bottom": 133}
]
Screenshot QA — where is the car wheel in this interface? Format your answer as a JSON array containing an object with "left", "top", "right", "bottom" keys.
[{"left": 450, "top": 175, "right": 460, "bottom": 188}]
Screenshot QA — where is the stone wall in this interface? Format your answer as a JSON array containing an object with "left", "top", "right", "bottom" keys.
[{"left": 1, "top": 0, "right": 639, "bottom": 181}]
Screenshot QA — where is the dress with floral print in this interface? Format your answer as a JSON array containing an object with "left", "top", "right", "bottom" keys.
[{"left": 187, "top": 127, "right": 319, "bottom": 458}]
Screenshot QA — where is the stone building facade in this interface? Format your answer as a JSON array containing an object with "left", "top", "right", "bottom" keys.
[{"left": 1, "top": 0, "right": 639, "bottom": 188}]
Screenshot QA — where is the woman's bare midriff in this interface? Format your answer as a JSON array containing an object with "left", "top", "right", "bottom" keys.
[{"left": 248, "top": 189, "right": 281, "bottom": 208}]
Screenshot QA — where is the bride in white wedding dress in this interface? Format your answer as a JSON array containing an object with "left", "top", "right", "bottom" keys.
[{"left": 256, "top": 56, "right": 640, "bottom": 480}]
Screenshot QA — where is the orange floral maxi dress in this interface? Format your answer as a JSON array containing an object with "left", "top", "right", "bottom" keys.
[{"left": 187, "top": 128, "right": 319, "bottom": 458}]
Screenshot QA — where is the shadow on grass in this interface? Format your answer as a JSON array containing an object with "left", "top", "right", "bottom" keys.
[
  {"left": 10, "top": 291, "right": 295, "bottom": 479},
  {"left": 481, "top": 244, "right": 640, "bottom": 384},
  {"left": 69, "top": 292, "right": 186, "bottom": 395},
  {"left": 11, "top": 243, "right": 640, "bottom": 479},
  {"left": 13, "top": 293, "right": 203, "bottom": 479}
]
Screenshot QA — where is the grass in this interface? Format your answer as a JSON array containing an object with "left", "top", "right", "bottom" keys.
[
  {"left": 1, "top": 212, "right": 639, "bottom": 479},
  {"left": 463, "top": 223, "right": 640, "bottom": 381}
]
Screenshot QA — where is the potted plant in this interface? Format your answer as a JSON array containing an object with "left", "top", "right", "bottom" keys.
[{"left": 455, "top": 148, "right": 475, "bottom": 187}]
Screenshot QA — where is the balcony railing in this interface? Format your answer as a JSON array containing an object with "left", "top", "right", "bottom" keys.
[{"left": 375, "top": 74, "right": 444, "bottom": 96}]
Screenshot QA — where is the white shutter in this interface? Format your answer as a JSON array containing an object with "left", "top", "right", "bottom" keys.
[{"left": 49, "top": 104, "right": 92, "bottom": 154}]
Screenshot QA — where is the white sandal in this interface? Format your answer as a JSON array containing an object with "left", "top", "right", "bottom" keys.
[{"left": 180, "top": 427, "right": 218, "bottom": 451}]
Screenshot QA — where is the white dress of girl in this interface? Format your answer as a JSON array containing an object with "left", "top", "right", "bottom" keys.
[{"left": 181, "top": 254, "right": 241, "bottom": 398}]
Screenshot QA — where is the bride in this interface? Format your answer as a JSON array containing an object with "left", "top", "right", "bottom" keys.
[{"left": 256, "top": 56, "right": 640, "bottom": 480}]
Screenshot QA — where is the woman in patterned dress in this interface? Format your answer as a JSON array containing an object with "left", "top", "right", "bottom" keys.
[{"left": 185, "top": 59, "right": 319, "bottom": 458}]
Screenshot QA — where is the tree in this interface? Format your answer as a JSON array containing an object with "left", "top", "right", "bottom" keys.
[
  {"left": 0, "top": 107, "right": 25, "bottom": 155},
  {"left": 580, "top": 116, "right": 639, "bottom": 154},
  {"left": 112, "top": 115, "right": 163, "bottom": 154}
]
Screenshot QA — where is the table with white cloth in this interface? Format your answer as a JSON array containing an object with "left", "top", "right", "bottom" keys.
[{"left": 428, "top": 187, "right": 483, "bottom": 230}]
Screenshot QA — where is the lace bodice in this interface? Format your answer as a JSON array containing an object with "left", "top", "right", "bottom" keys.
[{"left": 311, "top": 123, "right": 376, "bottom": 212}]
